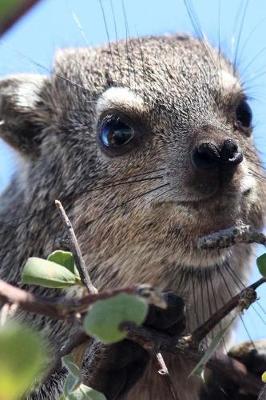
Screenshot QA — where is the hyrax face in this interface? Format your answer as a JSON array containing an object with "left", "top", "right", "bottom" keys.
[{"left": 0, "top": 35, "right": 265, "bottom": 282}]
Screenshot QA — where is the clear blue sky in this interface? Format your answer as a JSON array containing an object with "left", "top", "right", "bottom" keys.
[{"left": 1, "top": 0, "right": 266, "bottom": 343}]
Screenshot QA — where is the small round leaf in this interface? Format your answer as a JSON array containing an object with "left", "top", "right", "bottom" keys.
[
  {"left": 0, "top": 323, "right": 44, "bottom": 400},
  {"left": 62, "top": 355, "right": 81, "bottom": 380},
  {"left": 257, "top": 254, "right": 266, "bottom": 277},
  {"left": 84, "top": 293, "right": 148, "bottom": 344}
]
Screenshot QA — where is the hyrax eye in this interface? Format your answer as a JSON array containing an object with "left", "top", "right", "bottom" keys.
[
  {"left": 235, "top": 99, "right": 252, "bottom": 131},
  {"left": 98, "top": 115, "right": 136, "bottom": 156}
]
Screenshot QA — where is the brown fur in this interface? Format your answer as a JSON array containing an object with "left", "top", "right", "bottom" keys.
[{"left": 0, "top": 35, "right": 265, "bottom": 399}]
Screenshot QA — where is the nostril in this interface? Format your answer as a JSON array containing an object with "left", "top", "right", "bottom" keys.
[
  {"left": 220, "top": 139, "right": 243, "bottom": 166},
  {"left": 192, "top": 139, "right": 243, "bottom": 170},
  {"left": 192, "top": 142, "right": 220, "bottom": 170}
]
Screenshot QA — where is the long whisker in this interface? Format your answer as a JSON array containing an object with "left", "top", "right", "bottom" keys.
[
  {"left": 240, "top": 46, "right": 266, "bottom": 79},
  {"left": 223, "top": 262, "right": 266, "bottom": 324},
  {"left": 121, "top": 0, "right": 131, "bottom": 88},
  {"left": 191, "top": 270, "right": 201, "bottom": 329},
  {"left": 13, "top": 48, "right": 95, "bottom": 97},
  {"left": 199, "top": 270, "right": 208, "bottom": 347},
  {"left": 0, "top": 169, "right": 166, "bottom": 227},
  {"left": 78, "top": 176, "right": 165, "bottom": 205},
  {"left": 183, "top": 0, "right": 204, "bottom": 40},
  {"left": 70, "top": 8, "right": 90, "bottom": 46},
  {"left": 205, "top": 268, "right": 214, "bottom": 339},
  {"left": 136, "top": 35, "right": 148, "bottom": 106},
  {"left": 0, "top": 43, "right": 99, "bottom": 103},
  {"left": 233, "top": 0, "right": 249, "bottom": 73},
  {"left": 98, "top": 0, "right": 116, "bottom": 81},
  {"left": 217, "top": 264, "right": 256, "bottom": 348},
  {"left": 209, "top": 268, "right": 228, "bottom": 352},
  {"left": 72, "top": 182, "right": 170, "bottom": 229},
  {"left": 110, "top": 0, "right": 123, "bottom": 79},
  {"left": 183, "top": 0, "right": 219, "bottom": 83}
]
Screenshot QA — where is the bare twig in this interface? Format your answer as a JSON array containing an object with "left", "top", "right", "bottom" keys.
[
  {"left": 55, "top": 200, "right": 98, "bottom": 294},
  {"left": 156, "top": 352, "right": 169, "bottom": 375},
  {"left": 122, "top": 322, "right": 262, "bottom": 396},
  {"left": 198, "top": 225, "right": 266, "bottom": 250},
  {"left": 190, "top": 286, "right": 258, "bottom": 345},
  {"left": 0, "top": 280, "right": 167, "bottom": 321},
  {"left": 155, "top": 352, "right": 180, "bottom": 400},
  {"left": 0, "top": 276, "right": 263, "bottom": 396}
]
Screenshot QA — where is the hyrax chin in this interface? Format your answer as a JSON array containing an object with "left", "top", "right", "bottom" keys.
[{"left": 0, "top": 34, "right": 265, "bottom": 400}]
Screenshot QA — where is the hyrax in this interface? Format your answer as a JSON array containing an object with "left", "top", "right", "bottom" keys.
[{"left": 0, "top": 34, "right": 265, "bottom": 400}]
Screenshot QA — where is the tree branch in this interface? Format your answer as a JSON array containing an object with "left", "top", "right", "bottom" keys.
[
  {"left": 122, "top": 322, "right": 262, "bottom": 396},
  {"left": 190, "top": 286, "right": 258, "bottom": 345},
  {"left": 0, "top": 276, "right": 264, "bottom": 397},
  {"left": 0, "top": 280, "right": 167, "bottom": 320},
  {"left": 55, "top": 200, "right": 97, "bottom": 294},
  {"left": 198, "top": 225, "right": 266, "bottom": 250},
  {"left": 54, "top": 200, "right": 176, "bottom": 397},
  {"left": 0, "top": 280, "right": 144, "bottom": 319}
]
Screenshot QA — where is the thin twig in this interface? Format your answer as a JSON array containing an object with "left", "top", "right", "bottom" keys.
[
  {"left": 55, "top": 200, "right": 98, "bottom": 294},
  {"left": 0, "top": 276, "right": 262, "bottom": 396},
  {"left": 190, "top": 286, "right": 258, "bottom": 345},
  {"left": 1, "top": 274, "right": 264, "bottom": 347},
  {"left": 55, "top": 199, "right": 174, "bottom": 398},
  {"left": 155, "top": 352, "right": 180, "bottom": 400},
  {"left": 0, "top": 280, "right": 166, "bottom": 321},
  {"left": 198, "top": 225, "right": 266, "bottom": 250},
  {"left": 123, "top": 322, "right": 262, "bottom": 396}
]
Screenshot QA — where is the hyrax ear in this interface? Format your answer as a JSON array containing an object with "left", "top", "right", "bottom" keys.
[{"left": 0, "top": 74, "right": 50, "bottom": 156}]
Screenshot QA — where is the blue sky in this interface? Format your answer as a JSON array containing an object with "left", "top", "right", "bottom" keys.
[{"left": 0, "top": 0, "right": 266, "bottom": 343}]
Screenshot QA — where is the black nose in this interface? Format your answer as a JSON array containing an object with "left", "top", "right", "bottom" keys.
[{"left": 192, "top": 139, "right": 243, "bottom": 170}]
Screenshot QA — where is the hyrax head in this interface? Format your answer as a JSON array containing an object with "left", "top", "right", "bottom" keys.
[{"left": 0, "top": 35, "right": 265, "bottom": 275}]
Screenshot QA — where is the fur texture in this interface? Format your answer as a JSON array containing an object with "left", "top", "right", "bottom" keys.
[{"left": 0, "top": 35, "right": 265, "bottom": 399}]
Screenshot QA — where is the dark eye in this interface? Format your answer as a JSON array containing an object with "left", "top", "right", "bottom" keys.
[
  {"left": 235, "top": 99, "right": 252, "bottom": 130},
  {"left": 98, "top": 115, "right": 136, "bottom": 155}
]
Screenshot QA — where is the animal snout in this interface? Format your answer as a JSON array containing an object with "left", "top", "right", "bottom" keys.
[{"left": 191, "top": 138, "right": 243, "bottom": 170}]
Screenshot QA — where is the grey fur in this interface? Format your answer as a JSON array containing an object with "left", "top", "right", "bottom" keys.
[{"left": 0, "top": 35, "right": 265, "bottom": 399}]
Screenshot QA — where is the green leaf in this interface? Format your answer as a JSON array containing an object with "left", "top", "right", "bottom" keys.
[
  {"left": 0, "top": 323, "right": 44, "bottom": 400},
  {"left": 48, "top": 251, "right": 80, "bottom": 277},
  {"left": 62, "top": 355, "right": 81, "bottom": 379},
  {"left": 84, "top": 293, "right": 148, "bottom": 344},
  {"left": 189, "top": 317, "right": 235, "bottom": 378},
  {"left": 22, "top": 257, "right": 81, "bottom": 288},
  {"left": 62, "top": 356, "right": 106, "bottom": 399},
  {"left": 0, "top": 0, "right": 22, "bottom": 21},
  {"left": 62, "top": 355, "right": 81, "bottom": 394},
  {"left": 66, "top": 384, "right": 106, "bottom": 400},
  {"left": 257, "top": 254, "right": 266, "bottom": 277},
  {"left": 64, "top": 374, "right": 80, "bottom": 396}
]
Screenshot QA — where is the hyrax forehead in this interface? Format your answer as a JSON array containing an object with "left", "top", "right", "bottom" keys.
[{"left": 52, "top": 35, "right": 240, "bottom": 124}]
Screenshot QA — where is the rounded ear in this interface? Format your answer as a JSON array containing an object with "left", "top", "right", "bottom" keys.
[{"left": 0, "top": 74, "right": 51, "bottom": 156}]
